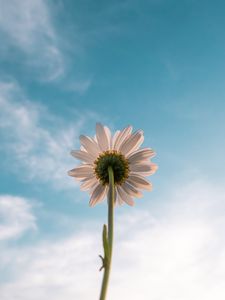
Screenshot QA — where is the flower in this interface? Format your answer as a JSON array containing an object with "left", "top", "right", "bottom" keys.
[{"left": 68, "top": 123, "right": 158, "bottom": 206}]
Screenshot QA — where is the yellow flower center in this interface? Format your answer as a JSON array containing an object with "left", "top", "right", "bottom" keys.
[{"left": 94, "top": 150, "right": 129, "bottom": 185}]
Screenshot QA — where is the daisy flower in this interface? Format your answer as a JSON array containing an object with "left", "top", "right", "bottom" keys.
[{"left": 68, "top": 123, "right": 157, "bottom": 206}]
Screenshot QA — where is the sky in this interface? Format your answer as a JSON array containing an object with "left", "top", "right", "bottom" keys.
[{"left": 0, "top": 0, "right": 225, "bottom": 299}]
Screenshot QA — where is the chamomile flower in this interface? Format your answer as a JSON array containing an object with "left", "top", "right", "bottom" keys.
[{"left": 68, "top": 123, "right": 157, "bottom": 206}]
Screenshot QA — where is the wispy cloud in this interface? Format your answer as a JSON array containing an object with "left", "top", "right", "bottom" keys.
[
  {"left": 0, "top": 80, "right": 97, "bottom": 190},
  {"left": 0, "top": 0, "right": 64, "bottom": 80},
  {"left": 0, "top": 180, "right": 225, "bottom": 299},
  {"left": 0, "top": 195, "right": 36, "bottom": 241},
  {"left": 65, "top": 78, "right": 92, "bottom": 95}
]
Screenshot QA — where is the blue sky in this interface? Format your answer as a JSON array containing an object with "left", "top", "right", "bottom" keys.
[{"left": 0, "top": 0, "right": 225, "bottom": 299}]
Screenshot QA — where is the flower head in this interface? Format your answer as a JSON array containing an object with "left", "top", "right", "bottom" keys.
[{"left": 68, "top": 123, "right": 158, "bottom": 206}]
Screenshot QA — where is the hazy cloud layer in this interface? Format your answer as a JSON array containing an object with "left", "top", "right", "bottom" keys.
[
  {"left": 0, "top": 195, "right": 36, "bottom": 241},
  {"left": 0, "top": 0, "right": 64, "bottom": 80},
  {"left": 0, "top": 180, "right": 224, "bottom": 299},
  {"left": 0, "top": 81, "right": 97, "bottom": 190}
]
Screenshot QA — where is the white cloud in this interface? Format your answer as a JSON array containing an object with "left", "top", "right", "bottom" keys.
[
  {"left": 111, "top": 180, "right": 225, "bottom": 300},
  {"left": 0, "top": 0, "right": 64, "bottom": 80},
  {"left": 66, "top": 78, "right": 92, "bottom": 95},
  {"left": 0, "top": 180, "right": 225, "bottom": 299},
  {"left": 0, "top": 80, "right": 97, "bottom": 190},
  {"left": 0, "top": 195, "right": 36, "bottom": 241},
  {"left": 0, "top": 231, "right": 101, "bottom": 300}
]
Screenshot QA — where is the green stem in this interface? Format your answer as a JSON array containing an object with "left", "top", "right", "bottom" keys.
[{"left": 99, "top": 166, "right": 115, "bottom": 300}]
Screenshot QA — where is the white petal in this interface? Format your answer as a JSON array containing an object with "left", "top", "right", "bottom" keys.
[
  {"left": 89, "top": 184, "right": 107, "bottom": 206},
  {"left": 117, "top": 194, "right": 124, "bottom": 206},
  {"left": 71, "top": 150, "right": 95, "bottom": 163},
  {"left": 68, "top": 165, "right": 94, "bottom": 178},
  {"left": 81, "top": 173, "right": 96, "bottom": 181},
  {"left": 121, "top": 181, "right": 143, "bottom": 198},
  {"left": 114, "top": 187, "right": 122, "bottom": 205},
  {"left": 104, "top": 126, "right": 112, "bottom": 149},
  {"left": 128, "top": 148, "right": 156, "bottom": 163},
  {"left": 80, "top": 176, "right": 98, "bottom": 191},
  {"left": 114, "top": 125, "right": 133, "bottom": 150},
  {"left": 117, "top": 186, "right": 135, "bottom": 206},
  {"left": 130, "top": 162, "right": 158, "bottom": 175},
  {"left": 96, "top": 123, "right": 111, "bottom": 151},
  {"left": 79, "top": 135, "right": 101, "bottom": 158},
  {"left": 119, "top": 130, "right": 144, "bottom": 156},
  {"left": 127, "top": 174, "right": 152, "bottom": 191},
  {"left": 88, "top": 181, "right": 100, "bottom": 195},
  {"left": 112, "top": 130, "right": 120, "bottom": 149}
]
